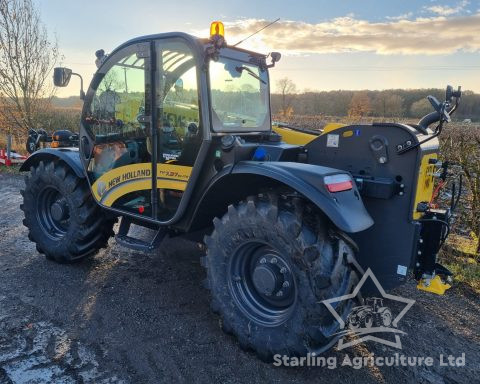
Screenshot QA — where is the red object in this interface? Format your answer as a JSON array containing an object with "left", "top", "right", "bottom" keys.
[
  {"left": 138, "top": 206, "right": 145, "bottom": 214},
  {"left": 326, "top": 180, "right": 353, "bottom": 193}
]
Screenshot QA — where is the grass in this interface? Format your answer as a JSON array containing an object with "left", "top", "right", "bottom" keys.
[
  {"left": 449, "top": 233, "right": 479, "bottom": 257},
  {"left": 441, "top": 234, "right": 480, "bottom": 293},
  {"left": 443, "top": 256, "right": 480, "bottom": 294}
]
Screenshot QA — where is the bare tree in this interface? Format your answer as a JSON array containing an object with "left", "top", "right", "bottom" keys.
[
  {"left": 0, "top": 0, "right": 59, "bottom": 136},
  {"left": 348, "top": 91, "right": 371, "bottom": 120},
  {"left": 276, "top": 77, "right": 296, "bottom": 116}
]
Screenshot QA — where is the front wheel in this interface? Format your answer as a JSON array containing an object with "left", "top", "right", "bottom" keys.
[
  {"left": 381, "top": 309, "right": 393, "bottom": 327},
  {"left": 21, "top": 160, "right": 115, "bottom": 263},
  {"left": 202, "top": 193, "right": 359, "bottom": 361}
]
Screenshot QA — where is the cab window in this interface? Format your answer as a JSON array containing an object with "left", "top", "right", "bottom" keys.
[
  {"left": 86, "top": 53, "right": 149, "bottom": 180},
  {"left": 209, "top": 55, "right": 269, "bottom": 132},
  {"left": 83, "top": 46, "right": 152, "bottom": 216},
  {"left": 156, "top": 40, "right": 201, "bottom": 167}
]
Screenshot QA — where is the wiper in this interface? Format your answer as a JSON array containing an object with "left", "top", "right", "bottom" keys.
[{"left": 235, "top": 66, "right": 266, "bottom": 84}]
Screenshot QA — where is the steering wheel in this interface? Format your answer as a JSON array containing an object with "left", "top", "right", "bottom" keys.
[{"left": 427, "top": 95, "right": 451, "bottom": 123}]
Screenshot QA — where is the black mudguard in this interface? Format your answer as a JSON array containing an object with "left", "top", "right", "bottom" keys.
[
  {"left": 20, "top": 148, "right": 85, "bottom": 178},
  {"left": 231, "top": 161, "right": 373, "bottom": 233}
]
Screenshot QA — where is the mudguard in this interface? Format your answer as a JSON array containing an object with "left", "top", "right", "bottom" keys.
[
  {"left": 231, "top": 161, "right": 374, "bottom": 233},
  {"left": 19, "top": 148, "right": 85, "bottom": 178}
]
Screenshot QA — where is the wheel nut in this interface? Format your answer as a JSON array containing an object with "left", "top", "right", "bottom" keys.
[
  {"left": 282, "top": 281, "right": 290, "bottom": 288},
  {"left": 260, "top": 258, "right": 267, "bottom": 264},
  {"left": 280, "top": 267, "right": 287, "bottom": 274},
  {"left": 276, "top": 291, "right": 283, "bottom": 297},
  {"left": 270, "top": 257, "right": 277, "bottom": 264}
]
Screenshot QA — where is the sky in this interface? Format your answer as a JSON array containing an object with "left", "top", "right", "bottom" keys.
[{"left": 36, "top": 0, "right": 480, "bottom": 96}]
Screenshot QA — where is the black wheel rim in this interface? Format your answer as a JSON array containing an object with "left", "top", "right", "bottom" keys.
[
  {"left": 228, "top": 241, "right": 297, "bottom": 327},
  {"left": 36, "top": 186, "right": 70, "bottom": 240}
]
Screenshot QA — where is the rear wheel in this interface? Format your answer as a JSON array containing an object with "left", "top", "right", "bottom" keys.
[
  {"left": 21, "top": 160, "right": 115, "bottom": 263},
  {"left": 202, "top": 193, "right": 359, "bottom": 361}
]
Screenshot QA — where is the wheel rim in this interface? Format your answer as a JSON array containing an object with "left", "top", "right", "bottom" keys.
[
  {"left": 36, "top": 186, "right": 70, "bottom": 240},
  {"left": 348, "top": 315, "right": 360, "bottom": 329},
  {"left": 382, "top": 311, "right": 392, "bottom": 327},
  {"left": 228, "top": 241, "right": 297, "bottom": 327}
]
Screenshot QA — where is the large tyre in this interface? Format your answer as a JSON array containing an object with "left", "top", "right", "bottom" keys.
[
  {"left": 21, "top": 160, "right": 115, "bottom": 263},
  {"left": 202, "top": 193, "right": 359, "bottom": 361}
]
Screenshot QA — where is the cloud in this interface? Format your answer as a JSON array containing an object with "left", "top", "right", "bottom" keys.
[
  {"left": 424, "top": 0, "right": 469, "bottom": 16},
  {"left": 223, "top": 13, "right": 480, "bottom": 55},
  {"left": 386, "top": 12, "right": 413, "bottom": 21}
]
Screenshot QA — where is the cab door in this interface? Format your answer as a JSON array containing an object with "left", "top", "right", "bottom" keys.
[
  {"left": 153, "top": 38, "right": 203, "bottom": 221},
  {"left": 81, "top": 42, "right": 157, "bottom": 218}
]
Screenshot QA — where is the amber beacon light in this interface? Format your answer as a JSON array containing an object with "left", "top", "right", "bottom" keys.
[{"left": 210, "top": 21, "right": 225, "bottom": 38}]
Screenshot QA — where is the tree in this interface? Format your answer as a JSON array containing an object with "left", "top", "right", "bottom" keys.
[
  {"left": 348, "top": 91, "right": 371, "bottom": 119},
  {"left": 0, "top": 0, "right": 59, "bottom": 135},
  {"left": 276, "top": 77, "right": 297, "bottom": 116},
  {"left": 372, "top": 92, "right": 405, "bottom": 118},
  {"left": 410, "top": 98, "right": 432, "bottom": 118}
]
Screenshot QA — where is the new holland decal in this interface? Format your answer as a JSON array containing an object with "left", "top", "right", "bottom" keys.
[{"left": 92, "top": 163, "right": 192, "bottom": 207}]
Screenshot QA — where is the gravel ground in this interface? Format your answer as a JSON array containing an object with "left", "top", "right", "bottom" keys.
[{"left": 0, "top": 173, "right": 478, "bottom": 384}]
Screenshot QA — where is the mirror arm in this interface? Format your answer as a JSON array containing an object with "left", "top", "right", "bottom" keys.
[{"left": 71, "top": 72, "right": 85, "bottom": 100}]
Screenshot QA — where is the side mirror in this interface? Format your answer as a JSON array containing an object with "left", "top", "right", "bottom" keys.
[
  {"left": 53, "top": 67, "right": 85, "bottom": 100},
  {"left": 53, "top": 67, "right": 72, "bottom": 87}
]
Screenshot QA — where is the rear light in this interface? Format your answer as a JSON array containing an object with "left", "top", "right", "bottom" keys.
[{"left": 324, "top": 174, "right": 353, "bottom": 193}]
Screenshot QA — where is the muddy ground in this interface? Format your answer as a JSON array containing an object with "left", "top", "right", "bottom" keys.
[{"left": 0, "top": 173, "right": 478, "bottom": 384}]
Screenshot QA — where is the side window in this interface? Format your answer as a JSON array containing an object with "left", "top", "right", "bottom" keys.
[
  {"left": 156, "top": 40, "right": 201, "bottom": 166},
  {"left": 87, "top": 53, "right": 149, "bottom": 180},
  {"left": 84, "top": 46, "right": 154, "bottom": 217}
]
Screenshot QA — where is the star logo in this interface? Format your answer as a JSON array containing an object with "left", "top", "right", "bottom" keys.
[{"left": 323, "top": 268, "right": 415, "bottom": 350}]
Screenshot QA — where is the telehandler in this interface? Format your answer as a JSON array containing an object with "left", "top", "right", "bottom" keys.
[{"left": 20, "top": 22, "right": 462, "bottom": 360}]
